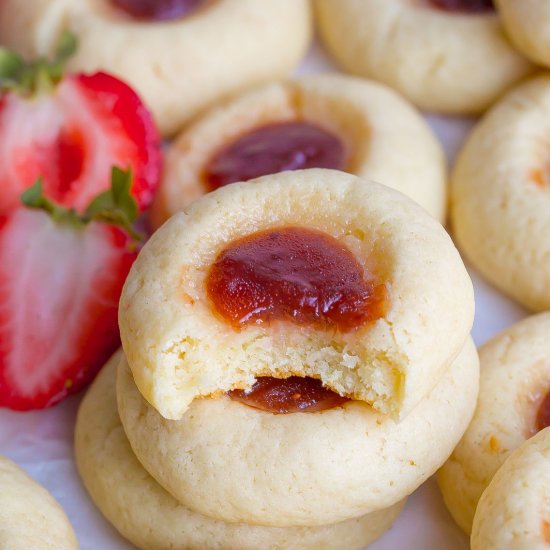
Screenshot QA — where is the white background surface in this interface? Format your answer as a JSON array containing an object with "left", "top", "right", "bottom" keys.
[{"left": 0, "top": 42, "right": 529, "bottom": 549}]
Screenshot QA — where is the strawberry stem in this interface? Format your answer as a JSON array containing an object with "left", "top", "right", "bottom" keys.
[
  {"left": 21, "top": 167, "right": 144, "bottom": 242},
  {"left": 0, "top": 32, "right": 77, "bottom": 96},
  {"left": 85, "top": 167, "right": 142, "bottom": 241}
]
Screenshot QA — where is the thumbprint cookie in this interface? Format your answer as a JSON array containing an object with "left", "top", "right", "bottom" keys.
[
  {"left": 0, "top": 456, "right": 77, "bottom": 550},
  {"left": 0, "top": 0, "right": 311, "bottom": 136},
  {"left": 439, "top": 313, "right": 550, "bottom": 533},
  {"left": 117, "top": 339, "right": 478, "bottom": 526},
  {"left": 471, "top": 427, "right": 550, "bottom": 550},
  {"left": 315, "top": 0, "right": 533, "bottom": 114},
  {"left": 151, "top": 73, "right": 446, "bottom": 228},
  {"left": 451, "top": 76, "right": 550, "bottom": 311},
  {"left": 120, "top": 170, "right": 474, "bottom": 423}
]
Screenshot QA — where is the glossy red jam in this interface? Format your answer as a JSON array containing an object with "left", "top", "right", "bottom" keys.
[
  {"left": 228, "top": 376, "right": 349, "bottom": 413},
  {"left": 111, "top": 0, "right": 209, "bottom": 20},
  {"left": 203, "top": 122, "right": 346, "bottom": 191},
  {"left": 427, "top": 0, "right": 494, "bottom": 13},
  {"left": 536, "top": 390, "right": 550, "bottom": 432},
  {"left": 206, "top": 227, "right": 386, "bottom": 332}
]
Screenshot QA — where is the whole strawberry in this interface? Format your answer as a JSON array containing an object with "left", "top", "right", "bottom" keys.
[
  {"left": 0, "top": 33, "right": 162, "bottom": 215},
  {"left": 0, "top": 168, "right": 140, "bottom": 410}
]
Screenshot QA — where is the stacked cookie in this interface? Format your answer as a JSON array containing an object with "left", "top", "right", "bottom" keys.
[{"left": 77, "top": 169, "right": 478, "bottom": 549}]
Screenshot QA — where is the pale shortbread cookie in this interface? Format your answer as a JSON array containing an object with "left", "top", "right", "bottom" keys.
[
  {"left": 151, "top": 73, "right": 447, "bottom": 228},
  {"left": 496, "top": 0, "right": 550, "bottom": 68},
  {"left": 0, "top": 456, "right": 78, "bottom": 550},
  {"left": 451, "top": 76, "right": 550, "bottom": 311},
  {"left": 117, "top": 339, "right": 478, "bottom": 527},
  {"left": 75, "top": 353, "right": 405, "bottom": 550},
  {"left": 315, "top": 0, "right": 533, "bottom": 115},
  {"left": 119, "top": 169, "right": 474, "bottom": 421},
  {"left": 0, "top": 0, "right": 311, "bottom": 136},
  {"left": 471, "top": 427, "right": 550, "bottom": 550},
  {"left": 438, "top": 313, "right": 550, "bottom": 534}
]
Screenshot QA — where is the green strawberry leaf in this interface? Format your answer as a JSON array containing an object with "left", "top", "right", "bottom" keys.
[
  {"left": 85, "top": 167, "right": 141, "bottom": 240},
  {"left": 22, "top": 180, "right": 85, "bottom": 228},
  {"left": 0, "top": 49, "right": 25, "bottom": 89},
  {"left": 55, "top": 32, "right": 78, "bottom": 63},
  {"left": 0, "top": 31, "right": 78, "bottom": 96},
  {"left": 21, "top": 167, "right": 143, "bottom": 243}
]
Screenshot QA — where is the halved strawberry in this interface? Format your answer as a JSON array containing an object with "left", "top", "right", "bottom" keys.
[
  {"left": 0, "top": 168, "right": 140, "bottom": 410},
  {"left": 0, "top": 33, "right": 162, "bottom": 215}
]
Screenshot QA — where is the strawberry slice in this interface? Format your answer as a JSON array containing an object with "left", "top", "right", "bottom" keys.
[
  {"left": 0, "top": 168, "right": 139, "bottom": 410},
  {"left": 0, "top": 33, "right": 161, "bottom": 215}
]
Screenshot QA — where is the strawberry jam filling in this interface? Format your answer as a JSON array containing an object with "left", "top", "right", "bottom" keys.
[
  {"left": 536, "top": 390, "right": 550, "bottom": 432},
  {"left": 206, "top": 227, "right": 387, "bottom": 331},
  {"left": 426, "top": 0, "right": 494, "bottom": 13},
  {"left": 228, "top": 376, "right": 349, "bottom": 413},
  {"left": 111, "top": 0, "right": 209, "bottom": 20},
  {"left": 203, "top": 122, "right": 346, "bottom": 191}
]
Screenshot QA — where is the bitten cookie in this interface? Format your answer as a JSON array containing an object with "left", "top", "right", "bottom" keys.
[
  {"left": 119, "top": 169, "right": 474, "bottom": 421},
  {"left": 75, "top": 352, "right": 405, "bottom": 550},
  {"left": 471, "top": 427, "right": 550, "bottom": 550},
  {"left": 0, "top": 456, "right": 78, "bottom": 550},
  {"left": 451, "top": 76, "right": 550, "bottom": 311},
  {"left": 0, "top": 0, "right": 311, "bottom": 136},
  {"left": 438, "top": 313, "right": 550, "bottom": 534},
  {"left": 151, "top": 73, "right": 447, "bottom": 228},
  {"left": 315, "top": 0, "right": 533, "bottom": 115},
  {"left": 117, "top": 339, "right": 479, "bottom": 527},
  {"left": 496, "top": 0, "right": 550, "bottom": 68}
]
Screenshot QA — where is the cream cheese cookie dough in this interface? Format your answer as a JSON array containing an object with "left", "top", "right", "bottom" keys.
[
  {"left": 438, "top": 313, "right": 550, "bottom": 534},
  {"left": 75, "top": 353, "right": 405, "bottom": 550},
  {"left": 0, "top": 456, "right": 78, "bottom": 550},
  {"left": 451, "top": 76, "right": 550, "bottom": 311},
  {"left": 471, "top": 427, "right": 550, "bottom": 550},
  {"left": 118, "top": 339, "right": 478, "bottom": 527},
  {"left": 0, "top": 0, "right": 312, "bottom": 136},
  {"left": 315, "top": 0, "right": 533, "bottom": 115},
  {"left": 119, "top": 169, "right": 474, "bottom": 422},
  {"left": 496, "top": 0, "right": 550, "bottom": 69},
  {"left": 151, "top": 73, "right": 447, "bottom": 228}
]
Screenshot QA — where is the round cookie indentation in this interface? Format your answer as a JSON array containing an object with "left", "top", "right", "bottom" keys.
[
  {"left": 204, "top": 121, "right": 346, "bottom": 190},
  {"left": 228, "top": 376, "right": 350, "bottom": 413},
  {"left": 437, "top": 313, "right": 550, "bottom": 534},
  {"left": 451, "top": 76, "right": 550, "bottom": 311},
  {"left": 471, "top": 427, "right": 550, "bottom": 550},
  {"left": 117, "top": 339, "right": 479, "bottom": 526},
  {"left": 426, "top": 0, "right": 494, "bottom": 14},
  {"left": 110, "top": 0, "right": 210, "bottom": 20},
  {"left": 152, "top": 74, "right": 447, "bottom": 227},
  {"left": 0, "top": 456, "right": 78, "bottom": 550},
  {"left": 75, "top": 352, "right": 405, "bottom": 550},
  {"left": 121, "top": 169, "right": 474, "bottom": 421},
  {"left": 205, "top": 226, "right": 386, "bottom": 332}
]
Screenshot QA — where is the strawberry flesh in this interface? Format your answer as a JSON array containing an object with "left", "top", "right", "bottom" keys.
[
  {"left": 0, "top": 72, "right": 161, "bottom": 215},
  {"left": 0, "top": 208, "right": 137, "bottom": 409}
]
